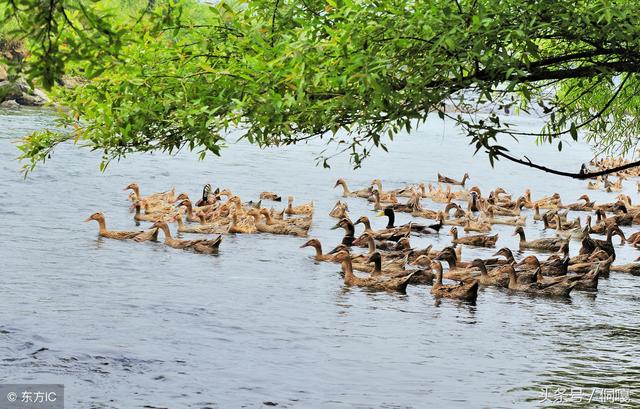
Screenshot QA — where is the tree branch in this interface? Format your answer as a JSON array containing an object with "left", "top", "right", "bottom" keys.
[{"left": 493, "top": 150, "right": 640, "bottom": 179}]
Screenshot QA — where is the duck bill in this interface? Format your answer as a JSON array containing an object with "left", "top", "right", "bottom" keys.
[
  {"left": 330, "top": 223, "right": 340, "bottom": 230},
  {"left": 376, "top": 211, "right": 384, "bottom": 217},
  {"left": 299, "top": 242, "right": 310, "bottom": 248},
  {"left": 83, "top": 217, "right": 92, "bottom": 222}
]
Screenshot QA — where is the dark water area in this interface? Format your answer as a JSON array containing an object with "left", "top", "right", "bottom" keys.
[{"left": 1, "top": 107, "right": 638, "bottom": 408}]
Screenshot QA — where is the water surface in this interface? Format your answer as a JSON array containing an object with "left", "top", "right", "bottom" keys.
[{"left": 1, "top": 107, "right": 638, "bottom": 408}]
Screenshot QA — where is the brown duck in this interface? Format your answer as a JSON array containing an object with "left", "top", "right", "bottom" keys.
[{"left": 430, "top": 261, "right": 479, "bottom": 301}]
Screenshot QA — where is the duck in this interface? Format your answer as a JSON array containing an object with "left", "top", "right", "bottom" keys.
[
  {"left": 484, "top": 208, "right": 527, "bottom": 226},
  {"left": 334, "top": 178, "right": 371, "bottom": 198},
  {"left": 353, "top": 231, "right": 402, "bottom": 253},
  {"left": 124, "top": 183, "right": 176, "bottom": 204},
  {"left": 368, "top": 179, "right": 400, "bottom": 203},
  {"left": 173, "top": 213, "right": 226, "bottom": 234},
  {"left": 152, "top": 221, "right": 222, "bottom": 254},
  {"left": 587, "top": 180, "right": 601, "bottom": 190},
  {"left": 132, "top": 201, "right": 170, "bottom": 222},
  {"left": 353, "top": 217, "right": 407, "bottom": 243},
  {"left": 449, "top": 227, "right": 498, "bottom": 247},
  {"left": 371, "top": 190, "right": 414, "bottom": 212},
  {"left": 329, "top": 200, "right": 349, "bottom": 219},
  {"left": 175, "top": 199, "right": 201, "bottom": 222},
  {"left": 260, "top": 208, "right": 311, "bottom": 232},
  {"left": 506, "top": 265, "right": 576, "bottom": 297},
  {"left": 140, "top": 198, "right": 176, "bottom": 215},
  {"left": 610, "top": 257, "right": 640, "bottom": 275},
  {"left": 378, "top": 207, "right": 441, "bottom": 234},
  {"left": 552, "top": 214, "right": 586, "bottom": 240},
  {"left": 571, "top": 262, "right": 602, "bottom": 291},
  {"left": 433, "top": 248, "right": 477, "bottom": 281},
  {"left": 436, "top": 211, "right": 466, "bottom": 227},
  {"left": 467, "top": 190, "right": 481, "bottom": 212},
  {"left": 470, "top": 259, "right": 509, "bottom": 287},
  {"left": 444, "top": 203, "right": 467, "bottom": 219},
  {"left": 487, "top": 204, "right": 524, "bottom": 217},
  {"left": 493, "top": 247, "right": 516, "bottom": 264},
  {"left": 247, "top": 209, "right": 307, "bottom": 236},
  {"left": 331, "top": 218, "right": 356, "bottom": 246},
  {"left": 513, "top": 226, "right": 567, "bottom": 251},
  {"left": 430, "top": 261, "right": 479, "bottom": 301},
  {"left": 367, "top": 251, "right": 410, "bottom": 277},
  {"left": 227, "top": 211, "right": 258, "bottom": 234},
  {"left": 463, "top": 217, "right": 492, "bottom": 233},
  {"left": 286, "top": 196, "right": 314, "bottom": 215},
  {"left": 85, "top": 212, "right": 159, "bottom": 241},
  {"left": 563, "top": 194, "right": 595, "bottom": 211},
  {"left": 259, "top": 191, "right": 282, "bottom": 201},
  {"left": 604, "top": 176, "right": 623, "bottom": 192},
  {"left": 300, "top": 239, "right": 342, "bottom": 262},
  {"left": 579, "top": 225, "right": 624, "bottom": 258},
  {"left": 335, "top": 251, "right": 415, "bottom": 293},
  {"left": 533, "top": 204, "right": 543, "bottom": 221},
  {"left": 437, "top": 172, "right": 470, "bottom": 186},
  {"left": 195, "top": 184, "right": 218, "bottom": 206}
]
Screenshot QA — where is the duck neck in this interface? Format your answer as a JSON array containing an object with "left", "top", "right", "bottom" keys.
[
  {"left": 340, "top": 181, "right": 350, "bottom": 195},
  {"left": 183, "top": 201, "right": 193, "bottom": 216},
  {"left": 372, "top": 257, "right": 382, "bottom": 276},
  {"left": 477, "top": 261, "right": 488, "bottom": 276},
  {"left": 606, "top": 228, "right": 616, "bottom": 243},
  {"left": 507, "top": 266, "right": 517, "bottom": 287},
  {"left": 555, "top": 216, "right": 563, "bottom": 232},
  {"left": 462, "top": 174, "right": 468, "bottom": 185},
  {"left": 176, "top": 215, "right": 185, "bottom": 229},
  {"left": 435, "top": 267, "right": 443, "bottom": 285},
  {"left": 342, "top": 258, "right": 355, "bottom": 283},
  {"left": 516, "top": 229, "right": 526, "bottom": 243},
  {"left": 311, "top": 243, "right": 323, "bottom": 258},
  {"left": 362, "top": 219, "right": 373, "bottom": 233},
  {"left": 132, "top": 186, "right": 141, "bottom": 199},
  {"left": 445, "top": 254, "right": 457, "bottom": 269},
  {"left": 367, "top": 237, "right": 377, "bottom": 254},
  {"left": 263, "top": 211, "right": 275, "bottom": 225},
  {"left": 451, "top": 229, "right": 458, "bottom": 241},
  {"left": 386, "top": 211, "right": 395, "bottom": 229},
  {"left": 96, "top": 218, "right": 108, "bottom": 234},
  {"left": 159, "top": 224, "right": 172, "bottom": 242},
  {"left": 344, "top": 222, "right": 355, "bottom": 237}
]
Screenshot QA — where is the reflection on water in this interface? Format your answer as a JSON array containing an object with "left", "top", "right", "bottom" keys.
[{"left": 1, "top": 106, "right": 639, "bottom": 408}]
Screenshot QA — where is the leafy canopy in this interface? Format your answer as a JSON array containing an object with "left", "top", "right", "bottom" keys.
[{"left": 4, "top": 0, "right": 640, "bottom": 175}]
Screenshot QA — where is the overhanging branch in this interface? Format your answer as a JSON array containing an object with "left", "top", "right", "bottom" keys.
[{"left": 494, "top": 150, "right": 640, "bottom": 179}]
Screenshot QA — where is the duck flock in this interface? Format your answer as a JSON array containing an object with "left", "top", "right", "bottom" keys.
[{"left": 86, "top": 156, "right": 640, "bottom": 303}]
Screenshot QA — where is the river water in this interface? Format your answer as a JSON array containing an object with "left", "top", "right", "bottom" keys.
[{"left": 1, "top": 107, "right": 638, "bottom": 408}]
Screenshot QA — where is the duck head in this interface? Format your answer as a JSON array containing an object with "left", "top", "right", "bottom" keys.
[
  {"left": 493, "top": 247, "right": 514, "bottom": 260},
  {"left": 300, "top": 239, "right": 321, "bottom": 249},
  {"left": 84, "top": 212, "right": 105, "bottom": 222},
  {"left": 367, "top": 251, "right": 382, "bottom": 264},
  {"left": 123, "top": 182, "right": 139, "bottom": 192}
]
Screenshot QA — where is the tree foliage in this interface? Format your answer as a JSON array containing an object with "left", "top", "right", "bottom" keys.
[{"left": 4, "top": 0, "right": 640, "bottom": 175}]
